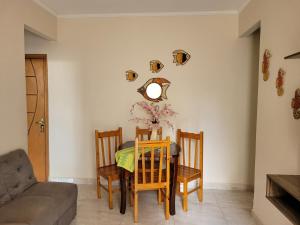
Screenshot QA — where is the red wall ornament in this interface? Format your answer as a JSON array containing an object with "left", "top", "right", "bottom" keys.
[
  {"left": 291, "top": 89, "right": 300, "bottom": 119},
  {"left": 262, "top": 49, "right": 272, "bottom": 81},
  {"left": 276, "top": 68, "right": 285, "bottom": 96}
]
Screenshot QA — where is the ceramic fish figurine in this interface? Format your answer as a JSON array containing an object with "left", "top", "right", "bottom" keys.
[
  {"left": 291, "top": 89, "right": 300, "bottom": 119},
  {"left": 262, "top": 49, "right": 272, "bottom": 81},
  {"left": 150, "top": 60, "right": 164, "bottom": 73},
  {"left": 173, "top": 49, "right": 191, "bottom": 65},
  {"left": 126, "top": 70, "right": 138, "bottom": 81},
  {"left": 137, "top": 77, "right": 170, "bottom": 102},
  {"left": 276, "top": 68, "right": 285, "bottom": 96}
]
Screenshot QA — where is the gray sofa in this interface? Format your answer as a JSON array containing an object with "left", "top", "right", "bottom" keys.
[{"left": 0, "top": 149, "right": 77, "bottom": 225}]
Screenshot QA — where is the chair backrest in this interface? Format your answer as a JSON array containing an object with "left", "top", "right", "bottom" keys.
[
  {"left": 95, "top": 127, "right": 122, "bottom": 167},
  {"left": 176, "top": 129, "right": 203, "bottom": 170},
  {"left": 136, "top": 126, "right": 163, "bottom": 141},
  {"left": 134, "top": 137, "right": 170, "bottom": 191}
]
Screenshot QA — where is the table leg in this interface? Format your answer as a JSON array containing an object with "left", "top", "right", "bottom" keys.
[
  {"left": 119, "top": 168, "right": 126, "bottom": 214},
  {"left": 170, "top": 156, "right": 178, "bottom": 215}
]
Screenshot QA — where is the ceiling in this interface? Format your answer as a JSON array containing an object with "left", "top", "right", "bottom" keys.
[{"left": 35, "top": 0, "right": 250, "bottom": 16}]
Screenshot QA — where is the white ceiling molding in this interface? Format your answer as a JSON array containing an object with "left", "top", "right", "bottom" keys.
[
  {"left": 238, "top": 0, "right": 251, "bottom": 13},
  {"left": 57, "top": 10, "right": 238, "bottom": 19},
  {"left": 33, "top": 0, "right": 57, "bottom": 16},
  {"left": 33, "top": 0, "right": 249, "bottom": 18}
]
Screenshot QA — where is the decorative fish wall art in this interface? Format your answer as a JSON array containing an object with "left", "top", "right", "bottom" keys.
[
  {"left": 125, "top": 70, "right": 138, "bottom": 82},
  {"left": 137, "top": 77, "right": 170, "bottom": 102},
  {"left": 291, "top": 89, "right": 300, "bottom": 119},
  {"left": 125, "top": 49, "right": 193, "bottom": 102},
  {"left": 150, "top": 60, "right": 164, "bottom": 73},
  {"left": 276, "top": 68, "right": 285, "bottom": 96},
  {"left": 262, "top": 49, "right": 272, "bottom": 81},
  {"left": 173, "top": 49, "right": 191, "bottom": 65}
]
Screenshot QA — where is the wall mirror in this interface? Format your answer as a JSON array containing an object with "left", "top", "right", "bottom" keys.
[
  {"left": 137, "top": 77, "right": 170, "bottom": 102},
  {"left": 150, "top": 60, "right": 164, "bottom": 73},
  {"left": 146, "top": 83, "right": 162, "bottom": 99},
  {"left": 173, "top": 49, "right": 191, "bottom": 65}
]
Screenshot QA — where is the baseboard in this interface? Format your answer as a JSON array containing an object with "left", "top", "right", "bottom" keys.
[
  {"left": 49, "top": 177, "right": 253, "bottom": 191},
  {"left": 251, "top": 210, "right": 264, "bottom": 225},
  {"left": 49, "top": 177, "right": 96, "bottom": 184},
  {"left": 204, "top": 182, "right": 254, "bottom": 191}
]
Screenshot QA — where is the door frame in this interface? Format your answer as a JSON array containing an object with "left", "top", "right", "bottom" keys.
[{"left": 25, "top": 54, "right": 49, "bottom": 180}]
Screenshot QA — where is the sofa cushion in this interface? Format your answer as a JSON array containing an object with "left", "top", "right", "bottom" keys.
[
  {"left": 21, "top": 182, "right": 78, "bottom": 219},
  {"left": 0, "top": 150, "right": 37, "bottom": 199},
  {"left": 0, "top": 195, "right": 59, "bottom": 225},
  {"left": 0, "top": 182, "right": 77, "bottom": 225}
]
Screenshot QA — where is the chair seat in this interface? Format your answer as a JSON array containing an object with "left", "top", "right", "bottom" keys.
[
  {"left": 98, "top": 164, "right": 119, "bottom": 180},
  {"left": 177, "top": 165, "right": 202, "bottom": 182}
]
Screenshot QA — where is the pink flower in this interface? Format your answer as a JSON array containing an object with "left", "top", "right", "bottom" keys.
[{"left": 129, "top": 101, "right": 177, "bottom": 129}]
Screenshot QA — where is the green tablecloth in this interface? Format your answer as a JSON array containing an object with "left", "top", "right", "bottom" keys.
[{"left": 115, "top": 147, "right": 151, "bottom": 172}]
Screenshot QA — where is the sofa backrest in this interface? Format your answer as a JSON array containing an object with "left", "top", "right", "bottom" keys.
[{"left": 0, "top": 149, "right": 37, "bottom": 204}]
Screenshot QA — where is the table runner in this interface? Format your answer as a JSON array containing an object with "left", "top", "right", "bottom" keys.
[{"left": 115, "top": 147, "right": 151, "bottom": 172}]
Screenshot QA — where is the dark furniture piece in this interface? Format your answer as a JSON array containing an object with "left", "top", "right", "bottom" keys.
[
  {"left": 266, "top": 175, "right": 300, "bottom": 225},
  {"left": 284, "top": 52, "right": 300, "bottom": 59},
  {"left": 118, "top": 141, "right": 180, "bottom": 216},
  {"left": 0, "top": 149, "right": 78, "bottom": 225}
]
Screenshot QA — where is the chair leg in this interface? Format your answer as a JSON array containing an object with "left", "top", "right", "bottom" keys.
[
  {"left": 158, "top": 189, "right": 162, "bottom": 205},
  {"left": 183, "top": 181, "right": 188, "bottom": 212},
  {"left": 108, "top": 176, "right": 113, "bottom": 209},
  {"left": 165, "top": 187, "right": 170, "bottom": 220},
  {"left": 130, "top": 178, "right": 134, "bottom": 207},
  {"left": 161, "top": 189, "right": 165, "bottom": 202},
  {"left": 129, "top": 190, "right": 134, "bottom": 207},
  {"left": 176, "top": 182, "right": 180, "bottom": 194},
  {"left": 197, "top": 178, "right": 203, "bottom": 202},
  {"left": 134, "top": 192, "right": 138, "bottom": 223},
  {"left": 97, "top": 176, "right": 101, "bottom": 199}
]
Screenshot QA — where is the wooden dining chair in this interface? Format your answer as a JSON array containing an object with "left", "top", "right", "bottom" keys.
[
  {"left": 95, "top": 127, "right": 122, "bottom": 209},
  {"left": 136, "top": 126, "right": 163, "bottom": 141},
  {"left": 135, "top": 126, "right": 164, "bottom": 203},
  {"left": 176, "top": 129, "right": 204, "bottom": 212},
  {"left": 131, "top": 137, "right": 171, "bottom": 223}
]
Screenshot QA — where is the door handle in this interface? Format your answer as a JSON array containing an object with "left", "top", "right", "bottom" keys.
[{"left": 36, "top": 118, "right": 45, "bottom": 133}]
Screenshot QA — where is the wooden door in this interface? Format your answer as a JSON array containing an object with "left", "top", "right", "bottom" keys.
[{"left": 25, "top": 54, "right": 48, "bottom": 182}]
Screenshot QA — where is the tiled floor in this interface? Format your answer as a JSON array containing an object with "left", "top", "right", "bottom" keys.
[{"left": 71, "top": 185, "right": 258, "bottom": 225}]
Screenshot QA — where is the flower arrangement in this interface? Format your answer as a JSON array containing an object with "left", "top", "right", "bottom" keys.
[{"left": 130, "top": 101, "right": 177, "bottom": 129}]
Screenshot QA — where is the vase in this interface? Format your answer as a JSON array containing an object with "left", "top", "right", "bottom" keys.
[{"left": 150, "top": 128, "right": 158, "bottom": 140}]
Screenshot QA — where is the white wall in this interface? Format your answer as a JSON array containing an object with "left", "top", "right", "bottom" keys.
[
  {"left": 25, "top": 14, "right": 258, "bottom": 189},
  {"left": 0, "top": 0, "right": 57, "bottom": 153},
  {"left": 239, "top": 0, "right": 300, "bottom": 224}
]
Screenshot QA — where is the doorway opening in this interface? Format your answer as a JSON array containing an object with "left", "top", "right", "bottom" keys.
[
  {"left": 25, "top": 51, "right": 49, "bottom": 181},
  {"left": 246, "top": 27, "right": 261, "bottom": 190}
]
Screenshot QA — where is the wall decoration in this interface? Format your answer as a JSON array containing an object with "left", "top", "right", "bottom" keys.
[
  {"left": 137, "top": 77, "right": 170, "bottom": 102},
  {"left": 173, "top": 49, "right": 191, "bottom": 65},
  {"left": 291, "top": 89, "right": 300, "bottom": 119},
  {"left": 262, "top": 49, "right": 272, "bottom": 81},
  {"left": 150, "top": 60, "right": 164, "bottom": 73},
  {"left": 125, "top": 70, "right": 138, "bottom": 82},
  {"left": 276, "top": 68, "right": 286, "bottom": 96}
]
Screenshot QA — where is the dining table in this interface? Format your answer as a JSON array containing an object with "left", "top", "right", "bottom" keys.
[{"left": 118, "top": 141, "right": 181, "bottom": 216}]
